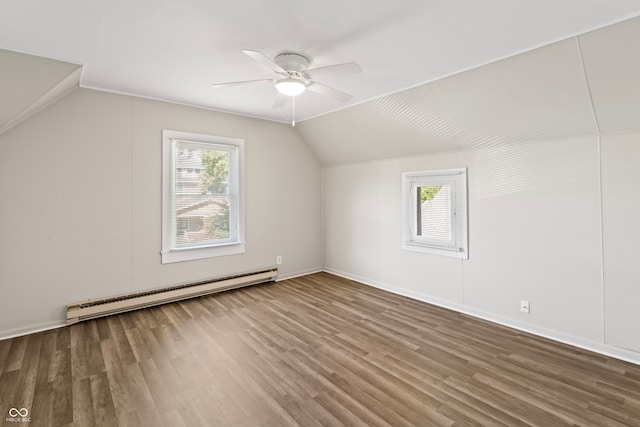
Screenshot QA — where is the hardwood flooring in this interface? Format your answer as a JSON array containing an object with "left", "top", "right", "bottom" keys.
[{"left": 1, "top": 272, "right": 640, "bottom": 426}]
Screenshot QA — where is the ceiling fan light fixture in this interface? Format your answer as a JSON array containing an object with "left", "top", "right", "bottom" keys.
[{"left": 275, "top": 78, "right": 306, "bottom": 97}]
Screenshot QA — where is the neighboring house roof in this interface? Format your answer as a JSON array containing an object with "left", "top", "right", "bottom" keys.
[{"left": 177, "top": 197, "right": 227, "bottom": 217}]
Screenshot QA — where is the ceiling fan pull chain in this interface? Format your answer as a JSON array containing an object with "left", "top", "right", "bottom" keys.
[{"left": 292, "top": 96, "right": 296, "bottom": 127}]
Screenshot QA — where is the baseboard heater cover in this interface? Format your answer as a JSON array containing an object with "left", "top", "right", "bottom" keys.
[{"left": 66, "top": 268, "right": 278, "bottom": 325}]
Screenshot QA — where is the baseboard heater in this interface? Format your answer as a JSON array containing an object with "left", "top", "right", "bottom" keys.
[{"left": 66, "top": 268, "right": 278, "bottom": 325}]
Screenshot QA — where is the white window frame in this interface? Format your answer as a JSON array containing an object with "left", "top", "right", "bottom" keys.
[
  {"left": 402, "top": 168, "right": 468, "bottom": 259},
  {"left": 162, "top": 130, "right": 245, "bottom": 264}
]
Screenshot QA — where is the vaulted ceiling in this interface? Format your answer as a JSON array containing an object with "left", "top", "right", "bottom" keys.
[
  {"left": 1, "top": 0, "right": 640, "bottom": 124},
  {"left": 2, "top": 2, "right": 640, "bottom": 168}
]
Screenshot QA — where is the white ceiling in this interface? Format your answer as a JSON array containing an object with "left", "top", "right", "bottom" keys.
[{"left": 1, "top": 0, "right": 640, "bottom": 123}]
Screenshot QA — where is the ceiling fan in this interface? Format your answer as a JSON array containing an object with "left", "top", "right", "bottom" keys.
[{"left": 211, "top": 50, "right": 362, "bottom": 122}]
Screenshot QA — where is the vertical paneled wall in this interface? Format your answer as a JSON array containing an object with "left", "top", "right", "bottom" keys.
[
  {"left": 0, "top": 88, "right": 323, "bottom": 338},
  {"left": 601, "top": 134, "right": 640, "bottom": 353}
]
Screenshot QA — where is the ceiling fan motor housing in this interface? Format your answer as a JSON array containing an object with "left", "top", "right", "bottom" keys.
[{"left": 275, "top": 52, "right": 310, "bottom": 74}]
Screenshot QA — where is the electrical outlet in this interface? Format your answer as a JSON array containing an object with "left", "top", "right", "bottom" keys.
[
  {"left": 276, "top": 256, "right": 282, "bottom": 265},
  {"left": 520, "top": 300, "right": 530, "bottom": 314}
]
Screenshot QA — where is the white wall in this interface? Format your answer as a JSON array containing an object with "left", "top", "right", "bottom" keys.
[
  {"left": 601, "top": 133, "right": 640, "bottom": 353},
  {"left": 0, "top": 88, "right": 322, "bottom": 338},
  {"left": 322, "top": 135, "right": 640, "bottom": 364}
]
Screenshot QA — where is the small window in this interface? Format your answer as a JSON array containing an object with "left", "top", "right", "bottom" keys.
[
  {"left": 402, "top": 168, "right": 468, "bottom": 259},
  {"left": 162, "top": 130, "right": 245, "bottom": 264}
]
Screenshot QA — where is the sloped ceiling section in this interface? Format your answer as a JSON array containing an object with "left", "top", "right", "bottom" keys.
[
  {"left": 580, "top": 17, "right": 640, "bottom": 134},
  {"left": 0, "top": 49, "right": 81, "bottom": 136},
  {"left": 294, "top": 86, "right": 461, "bottom": 165},
  {"left": 297, "top": 16, "right": 640, "bottom": 166}
]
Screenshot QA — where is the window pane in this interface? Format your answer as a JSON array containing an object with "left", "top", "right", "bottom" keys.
[
  {"left": 173, "top": 141, "right": 231, "bottom": 248},
  {"left": 402, "top": 169, "right": 467, "bottom": 259},
  {"left": 417, "top": 185, "right": 452, "bottom": 241}
]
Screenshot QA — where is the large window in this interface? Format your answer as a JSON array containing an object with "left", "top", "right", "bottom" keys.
[
  {"left": 402, "top": 168, "right": 468, "bottom": 259},
  {"left": 162, "top": 130, "right": 244, "bottom": 264}
]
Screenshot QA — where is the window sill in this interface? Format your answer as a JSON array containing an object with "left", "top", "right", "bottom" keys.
[
  {"left": 402, "top": 241, "right": 468, "bottom": 259},
  {"left": 161, "top": 242, "right": 246, "bottom": 264}
]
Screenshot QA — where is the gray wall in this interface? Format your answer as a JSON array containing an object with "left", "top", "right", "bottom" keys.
[{"left": 0, "top": 89, "right": 322, "bottom": 338}]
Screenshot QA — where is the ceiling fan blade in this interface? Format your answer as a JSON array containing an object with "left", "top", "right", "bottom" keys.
[
  {"left": 211, "top": 78, "right": 273, "bottom": 88},
  {"left": 304, "top": 62, "right": 362, "bottom": 80},
  {"left": 306, "top": 82, "right": 353, "bottom": 103},
  {"left": 272, "top": 92, "right": 289, "bottom": 108},
  {"left": 242, "top": 50, "right": 288, "bottom": 76}
]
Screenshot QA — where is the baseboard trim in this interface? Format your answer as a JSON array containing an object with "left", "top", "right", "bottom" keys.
[
  {"left": 0, "top": 267, "right": 323, "bottom": 341},
  {"left": 323, "top": 267, "right": 640, "bottom": 366},
  {"left": 5, "top": 268, "right": 639, "bottom": 367},
  {"left": 276, "top": 267, "right": 323, "bottom": 282},
  {"left": 0, "top": 320, "right": 67, "bottom": 342}
]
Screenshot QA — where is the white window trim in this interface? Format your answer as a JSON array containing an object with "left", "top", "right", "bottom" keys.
[
  {"left": 161, "top": 130, "right": 245, "bottom": 264},
  {"left": 402, "top": 168, "right": 468, "bottom": 259}
]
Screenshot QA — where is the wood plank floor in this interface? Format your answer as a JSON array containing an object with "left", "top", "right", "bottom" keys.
[{"left": 1, "top": 272, "right": 640, "bottom": 426}]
